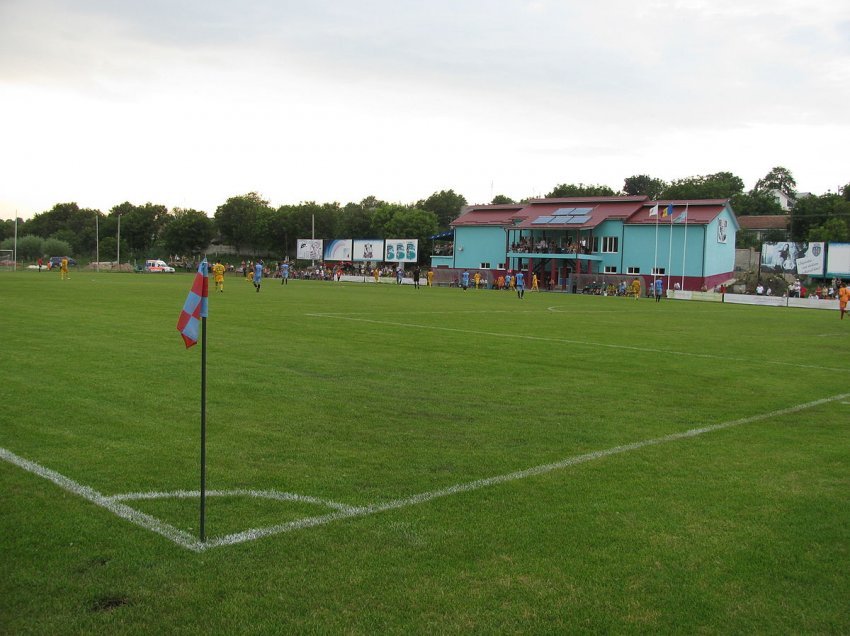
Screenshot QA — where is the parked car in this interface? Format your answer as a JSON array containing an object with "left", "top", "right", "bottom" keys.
[
  {"left": 144, "top": 259, "right": 175, "bottom": 273},
  {"left": 48, "top": 256, "right": 77, "bottom": 268}
]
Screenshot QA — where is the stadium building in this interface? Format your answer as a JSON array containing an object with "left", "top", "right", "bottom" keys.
[{"left": 430, "top": 196, "right": 739, "bottom": 292}]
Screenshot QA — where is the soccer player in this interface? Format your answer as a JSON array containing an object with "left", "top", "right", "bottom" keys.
[
  {"left": 212, "top": 260, "right": 225, "bottom": 292},
  {"left": 473, "top": 271, "right": 481, "bottom": 289},
  {"left": 280, "top": 261, "right": 289, "bottom": 285},
  {"left": 413, "top": 265, "right": 421, "bottom": 289},
  {"left": 515, "top": 270, "right": 525, "bottom": 299},
  {"left": 631, "top": 278, "right": 641, "bottom": 299},
  {"left": 654, "top": 277, "right": 663, "bottom": 302},
  {"left": 60, "top": 256, "right": 69, "bottom": 280},
  {"left": 374, "top": 267, "right": 380, "bottom": 284},
  {"left": 253, "top": 259, "right": 263, "bottom": 292},
  {"left": 504, "top": 273, "right": 511, "bottom": 291},
  {"left": 531, "top": 273, "right": 539, "bottom": 291},
  {"left": 427, "top": 269, "right": 434, "bottom": 287},
  {"left": 838, "top": 282, "right": 849, "bottom": 320},
  {"left": 461, "top": 270, "right": 470, "bottom": 290}
]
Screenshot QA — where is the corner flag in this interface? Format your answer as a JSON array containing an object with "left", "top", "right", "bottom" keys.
[{"left": 177, "top": 259, "right": 209, "bottom": 348}]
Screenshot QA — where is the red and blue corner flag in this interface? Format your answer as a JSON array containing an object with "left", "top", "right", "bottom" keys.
[{"left": 177, "top": 259, "right": 209, "bottom": 348}]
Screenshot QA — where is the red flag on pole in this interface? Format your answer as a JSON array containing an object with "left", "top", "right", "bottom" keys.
[{"left": 176, "top": 259, "right": 209, "bottom": 348}]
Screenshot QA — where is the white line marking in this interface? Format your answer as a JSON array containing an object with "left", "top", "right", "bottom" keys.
[
  {"left": 5, "top": 393, "right": 846, "bottom": 551},
  {"left": 0, "top": 448, "right": 201, "bottom": 552},
  {"left": 306, "top": 313, "right": 849, "bottom": 374},
  {"left": 108, "top": 489, "right": 356, "bottom": 511}
]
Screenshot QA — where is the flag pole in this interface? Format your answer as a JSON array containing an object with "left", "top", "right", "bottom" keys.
[
  {"left": 680, "top": 204, "right": 688, "bottom": 290},
  {"left": 652, "top": 206, "right": 659, "bottom": 293},
  {"left": 666, "top": 204, "right": 674, "bottom": 293},
  {"left": 200, "top": 312, "right": 207, "bottom": 542}
]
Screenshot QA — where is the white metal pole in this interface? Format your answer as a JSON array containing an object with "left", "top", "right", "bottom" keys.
[
  {"left": 681, "top": 204, "right": 688, "bottom": 290},
  {"left": 117, "top": 214, "right": 121, "bottom": 270},
  {"left": 95, "top": 214, "right": 100, "bottom": 272},
  {"left": 13, "top": 213, "right": 18, "bottom": 272},
  {"left": 666, "top": 205, "right": 674, "bottom": 293}
]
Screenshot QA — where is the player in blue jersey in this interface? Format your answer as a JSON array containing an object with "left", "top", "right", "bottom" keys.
[
  {"left": 280, "top": 261, "right": 289, "bottom": 285},
  {"left": 654, "top": 277, "right": 663, "bottom": 302},
  {"left": 515, "top": 270, "right": 525, "bottom": 299},
  {"left": 253, "top": 259, "right": 264, "bottom": 292},
  {"left": 461, "top": 270, "right": 470, "bottom": 290}
]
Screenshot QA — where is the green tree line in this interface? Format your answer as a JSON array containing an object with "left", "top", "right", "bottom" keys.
[{"left": 2, "top": 168, "right": 849, "bottom": 261}]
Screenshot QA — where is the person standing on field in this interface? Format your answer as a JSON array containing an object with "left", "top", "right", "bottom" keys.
[
  {"left": 838, "top": 282, "right": 849, "bottom": 320},
  {"left": 654, "top": 277, "right": 663, "bottom": 302},
  {"left": 515, "top": 270, "right": 525, "bottom": 299},
  {"left": 213, "top": 260, "right": 226, "bottom": 293},
  {"left": 60, "top": 256, "right": 70, "bottom": 280},
  {"left": 531, "top": 273, "right": 539, "bottom": 291},
  {"left": 412, "top": 265, "right": 421, "bottom": 289},
  {"left": 253, "top": 259, "right": 263, "bottom": 292}
]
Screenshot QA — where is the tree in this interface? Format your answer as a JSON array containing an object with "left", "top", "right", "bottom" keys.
[
  {"left": 546, "top": 183, "right": 616, "bottom": 198},
  {"left": 730, "top": 190, "right": 783, "bottom": 216},
  {"left": 622, "top": 175, "right": 665, "bottom": 200},
  {"left": 338, "top": 202, "right": 375, "bottom": 239},
  {"left": 807, "top": 217, "right": 849, "bottom": 242},
  {"left": 22, "top": 202, "right": 101, "bottom": 255},
  {"left": 214, "top": 193, "right": 272, "bottom": 254},
  {"left": 491, "top": 194, "right": 515, "bottom": 205},
  {"left": 43, "top": 237, "right": 73, "bottom": 258},
  {"left": 110, "top": 202, "right": 168, "bottom": 257},
  {"left": 0, "top": 219, "right": 17, "bottom": 241},
  {"left": 790, "top": 193, "right": 850, "bottom": 241},
  {"left": 418, "top": 189, "right": 467, "bottom": 229},
  {"left": 10, "top": 235, "right": 44, "bottom": 260},
  {"left": 754, "top": 167, "right": 797, "bottom": 197},
  {"left": 661, "top": 172, "right": 745, "bottom": 200},
  {"left": 160, "top": 209, "right": 215, "bottom": 256}
]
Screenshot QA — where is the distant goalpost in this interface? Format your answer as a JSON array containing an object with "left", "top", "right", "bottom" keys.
[{"left": 0, "top": 249, "right": 14, "bottom": 271}]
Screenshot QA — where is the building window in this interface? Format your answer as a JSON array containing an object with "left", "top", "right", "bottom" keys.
[
  {"left": 627, "top": 267, "right": 640, "bottom": 274},
  {"left": 652, "top": 267, "right": 666, "bottom": 275},
  {"left": 592, "top": 237, "right": 599, "bottom": 252},
  {"left": 480, "top": 262, "right": 491, "bottom": 269},
  {"left": 601, "top": 237, "right": 619, "bottom": 253},
  {"left": 604, "top": 266, "right": 618, "bottom": 273}
]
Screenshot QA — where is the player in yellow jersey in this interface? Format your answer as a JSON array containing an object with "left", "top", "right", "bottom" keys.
[
  {"left": 531, "top": 273, "right": 539, "bottom": 291},
  {"left": 427, "top": 269, "right": 434, "bottom": 287},
  {"left": 60, "top": 257, "right": 70, "bottom": 280},
  {"left": 838, "top": 281, "right": 849, "bottom": 320},
  {"left": 212, "top": 260, "right": 226, "bottom": 293},
  {"left": 630, "top": 278, "right": 641, "bottom": 299},
  {"left": 473, "top": 271, "right": 481, "bottom": 289}
]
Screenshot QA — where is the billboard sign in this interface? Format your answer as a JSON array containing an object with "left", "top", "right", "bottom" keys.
[
  {"left": 384, "top": 239, "right": 418, "bottom": 263},
  {"left": 296, "top": 239, "right": 323, "bottom": 261},
  {"left": 760, "top": 241, "right": 824, "bottom": 276},
  {"left": 352, "top": 239, "right": 383, "bottom": 262},
  {"left": 323, "top": 239, "right": 352, "bottom": 261}
]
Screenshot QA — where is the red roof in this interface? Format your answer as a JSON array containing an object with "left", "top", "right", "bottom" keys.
[
  {"left": 516, "top": 197, "right": 646, "bottom": 229},
  {"left": 451, "top": 197, "right": 737, "bottom": 230},
  {"left": 625, "top": 200, "right": 732, "bottom": 226},
  {"left": 452, "top": 204, "right": 528, "bottom": 227}
]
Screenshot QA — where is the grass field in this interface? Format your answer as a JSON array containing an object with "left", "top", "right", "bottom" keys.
[{"left": 1, "top": 269, "right": 848, "bottom": 633}]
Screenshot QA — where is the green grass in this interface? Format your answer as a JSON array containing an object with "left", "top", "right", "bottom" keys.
[{"left": 1, "top": 270, "right": 848, "bottom": 633}]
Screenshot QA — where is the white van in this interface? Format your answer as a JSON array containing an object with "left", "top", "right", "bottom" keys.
[{"left": 144, "top": 259, "right": 175, "bottom": 273}]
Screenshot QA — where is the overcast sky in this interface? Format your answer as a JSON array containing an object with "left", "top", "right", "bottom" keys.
[{"left": 2, "top": 0, "right": 848, "bottom": 220}]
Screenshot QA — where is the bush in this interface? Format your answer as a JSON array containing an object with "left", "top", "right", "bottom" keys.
[{"left": 43, "top": 237, "right": 73, "bottom": 258}]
